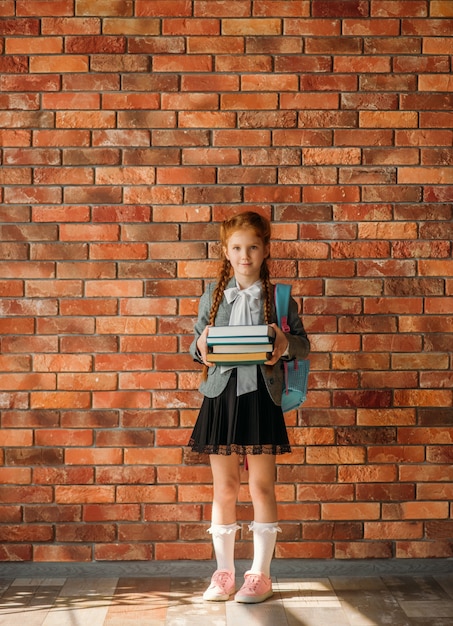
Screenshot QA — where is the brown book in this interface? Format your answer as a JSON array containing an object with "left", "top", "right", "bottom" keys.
[{"left": 208, "top": 351, "right": 271, "bottom": 365}]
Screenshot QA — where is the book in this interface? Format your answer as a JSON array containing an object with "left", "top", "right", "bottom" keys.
[
  {"left": 207, "top": 335, "right": 274, "bottom": 347},
  {"left": 207, "top": 324, "right": 276, "bottom": 339},
  {"left": 210, "top": 343, "right": 274, "bottom": 354},
  {"left": 208, "top": 351, "right": 272, "bottom": 365}
]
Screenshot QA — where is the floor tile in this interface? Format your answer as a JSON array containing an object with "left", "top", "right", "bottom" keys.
[
  {"left": 383, "top": 575, "right": 450, "bottom": 601},
  {"left": 435, "top": 574, "right": 453, "bottom": 599},
  {"left": 226, "top": 598, "right": 288, "bottom": 626},
  {"left": 398, "top": 599, "right": 453, "bottom": 618},
  {"left": 104, "top": 577, "right": 170, "bottom": 624}
]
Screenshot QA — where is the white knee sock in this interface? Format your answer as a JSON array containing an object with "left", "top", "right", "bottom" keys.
[
  {"left": 249, "top": 521, "right": 281, "bottom": 577},
  {"left": 208, "top": 523, "right": 240, "bottom": 573}
]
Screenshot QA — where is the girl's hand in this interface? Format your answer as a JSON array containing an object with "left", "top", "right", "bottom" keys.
[
  {"left": 197, "top": 325, "right": 214, "bottom": 367},
  {"left": 265, "top": 323, "right": 289, "bottom": 366}
]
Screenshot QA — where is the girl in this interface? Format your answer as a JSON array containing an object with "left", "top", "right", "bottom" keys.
[{"left": 189, "top": 211, "right": 310, "bottom": 604}]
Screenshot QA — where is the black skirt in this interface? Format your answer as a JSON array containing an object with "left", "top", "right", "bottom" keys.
[{"left": 188, "top": 368, "right": 291, "bottom": 456}]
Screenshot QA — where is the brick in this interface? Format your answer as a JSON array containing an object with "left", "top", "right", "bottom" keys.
[
  {"left": 322, "top": 503, "right": 380, "bottom": 521},
  {"left": 92, "top": 391, "right": 151, "bottom": 409},
  {"left": 397, "top": 540, "right": 453, "bottom": 559},
  {"left": 0, "top": 468, "right": 31, "bottom": 484},
  {"left": 153, "top": 54, "right": 213, "bottom": 73},
  {"left": 118, "top": 111, "right": 176, "bottom": 128},
  {"left": 3, "top": 148, "right": 58, "bottom": 166},
  {"left": 0, "top": 374, "right": 55, "bottom": 392},
  {"left": 135, "top": 0, "right": 191, "bottom": 16},
  {"left": 42, "top": 92, "right": 100, "bottom": 109},
  {"left": 423, "top": 37, "right": 453, "bottom": 54},
  {"left": 0, "top": 129, "right": 31, "bottom": 146},
  {"left": 0, "top": 486, "right": 53, "bottom": 504},
  {"left": 303, "top": 186, "right": 360, "bottom": 203},
  {"left": 66, "top": 35, "right": 126, "bottom": 53},
  {"left": 282, "top": 93, "right": 339, "bottom": 110},
  {"left": 403, "top": 18, "right": 453, "bottom": 36},
  {"left": 30, "top": 55, "right": 89, "bottom": 73},
  {"left": 26, "top": 280, "right": 83, "bottom": 298},
  {"left": 16, "top": 0, "right": 73, "bottom": 15},
  {"left": 63, "top": 185, "right": 121, "bottom": 204},
  {"left": 312, "top": 0, "right": 368, "bottom": 16},
  {"left": 6, "top": 36, "right": 62, "bottom": 54},
  {"left": 31, "top": 392, "right": 91, "bottom": 410},
  {"left": 0, "top": 74, "right": 60, "bottom": 92},
  {"left": 2, "top": 336, "right": 58, "bottom": 354},
  {"left": 218, "top": 54, "right": 272, "bottom": 73},
  {"left": 0, "top": 355, "right": 30, "bottom": 372},
  {"left": 0, "top": 262, "right": 54, "bottom": 280},
  {"left": 90, "top": 55, "right": 150, "bottom": 73},
  {"left": 360, "top": 111, "right": 418, "bottom": 128},
  {"left": 33, "top": 130, "right": 91, "bottom": 147},
  {"left": 63, "top": 74, "right": 120, "bottom": 92},
  {"left": 57, "top": 261, "right": 115, "bottom": 279},
  {"left": 76, "top": 0, "right": 133, "bottom": 15},
  {"left": 0, "top": 1, "right": 16, "bottom": 16},
  {"left": 0, "top": 282, "right": 24, "bottom": 297},
  {"left": 335, "top": 542, "right": 393, "bottom": 559},
  {"left": 336, "top": 55, "right": 391, "bottom": 73},
  {"left": 0, "top": 525, "right": 53, "bottom": 542},
  {"left": 431, "top": 0, "right": 453, "bottom": 16},
  {"left": 128, "top": 36, "right": 185, "bottom": 54},
  {"left": 103, "top": 92, "right": 160, "bottom": 110},
  {"left": 187, "top": 36, "right": 244, "bottom": 54},
  {"left": 35, "top": 544, "right": 92, "bottom": 561}
]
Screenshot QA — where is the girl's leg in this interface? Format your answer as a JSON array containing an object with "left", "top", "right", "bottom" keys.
[
  {"left": 203, "top": 454, "right": 241, "bottom": 601},
  {"left": 210, "top": 453, "right": 241, "bottom": 525},
  {"left": 245, "top": 454, "right": 280, "bottom": 577},
  {"left": 246, "top": 453, "right": 277, "bottom": 523},
  {"left": 209, "top": 454, "right": 241, "bottom": 572}
]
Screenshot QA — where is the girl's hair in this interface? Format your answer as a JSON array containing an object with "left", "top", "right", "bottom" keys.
[{"left": 202, "top": 211, "right": 273, "bottom": 379}]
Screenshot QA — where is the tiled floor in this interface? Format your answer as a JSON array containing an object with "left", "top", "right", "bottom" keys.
[{"left": 1, "top": 563, "right": 453, "bottom": 626}]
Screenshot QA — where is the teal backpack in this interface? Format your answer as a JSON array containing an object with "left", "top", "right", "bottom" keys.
[{"left": 275, "top": 283, "right": 310, "bottom": 413}]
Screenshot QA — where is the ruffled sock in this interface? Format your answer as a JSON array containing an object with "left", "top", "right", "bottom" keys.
[
  {"left": 249, "top": 521, "right": 281, "bottom": 577},
  {"left": 208, "top": 522, "right": 240, "bottom": 574}
]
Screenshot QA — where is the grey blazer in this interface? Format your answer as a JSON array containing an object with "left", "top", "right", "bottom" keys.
[{"left": 190, "top": 279, "right": 310, "bottom": 406}]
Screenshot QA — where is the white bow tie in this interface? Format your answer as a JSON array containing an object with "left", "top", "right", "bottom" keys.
[
  {"left": 221, "top": 281, "right": 262, "bottom": 395},
  {"left": 224, "top": 282, "right": 262, "bottom": 326}
]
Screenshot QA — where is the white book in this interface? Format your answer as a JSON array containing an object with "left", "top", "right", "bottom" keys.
[{"left": 207, "top": 324, "right": 275, "bottom": 339}]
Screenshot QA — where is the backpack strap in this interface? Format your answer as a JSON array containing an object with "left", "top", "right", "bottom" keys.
[
  {"left": 275, "top": 283, "right": 298, "bottom": 396},
  {"left": 275, "top": 283, "right": 291, "bottom": 333}
]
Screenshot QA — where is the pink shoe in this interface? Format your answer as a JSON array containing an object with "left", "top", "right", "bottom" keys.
[
  {"left": 234, "top": 571, "right": 273, "bottom": 604},
  {"left": 203, "top": 569, "right": 235, "bottom": 601}
]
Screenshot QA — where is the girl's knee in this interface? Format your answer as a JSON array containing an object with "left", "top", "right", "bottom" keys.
[
  {"left": 249, "top": 479, "right": 276, "bottom": 503},
  {"left": 213, "top": 474, "right": 240, "bottom": 503}
]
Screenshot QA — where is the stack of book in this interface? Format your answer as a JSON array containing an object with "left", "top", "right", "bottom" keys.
[{"left": 207, "top": 324, "right": 275, "bottom": 365}]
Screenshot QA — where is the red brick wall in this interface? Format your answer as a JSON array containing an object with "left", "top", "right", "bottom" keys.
[{"left": 1, "top": 0, "right": 452, "bottom": 562}]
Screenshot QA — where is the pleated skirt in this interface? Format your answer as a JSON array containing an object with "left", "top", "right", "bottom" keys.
[{"left": 188, "top": 368, "right": 291, "bottom": 456}]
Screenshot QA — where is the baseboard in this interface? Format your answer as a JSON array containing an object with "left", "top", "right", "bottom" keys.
[{"left": 0, "top": 558, "right": 452, "bottom": 579}]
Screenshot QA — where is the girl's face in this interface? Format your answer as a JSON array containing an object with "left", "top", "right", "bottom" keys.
[{"left": 223, "top": 228, "right": 269, "bottom": 289}]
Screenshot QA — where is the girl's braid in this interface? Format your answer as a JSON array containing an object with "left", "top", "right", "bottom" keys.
[
  {"left": 202, "top": 259, "right": 232, "bottom": 380},
  {"left": 260, "top": 259, "right": 273, "bottom": 324},
  {"left": 209, "top": 259, "right": 231, "bottom": 326}
]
